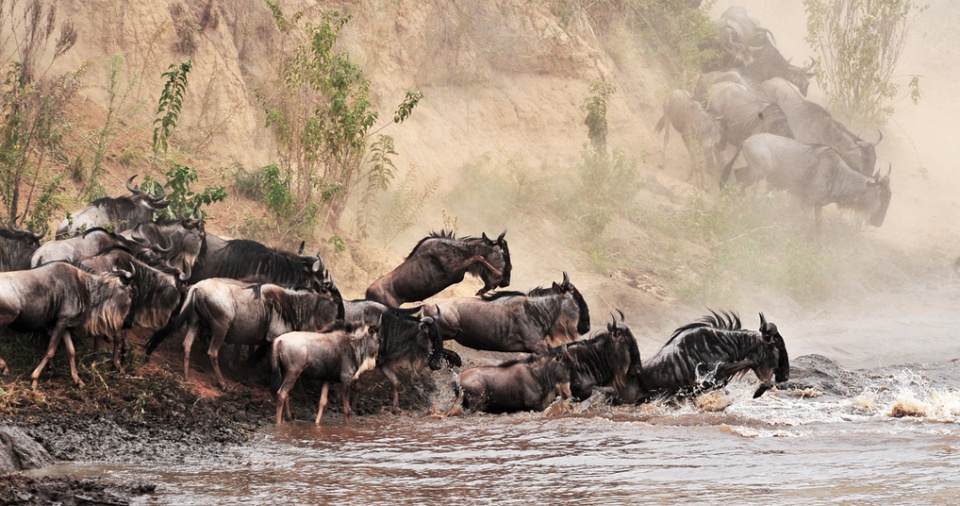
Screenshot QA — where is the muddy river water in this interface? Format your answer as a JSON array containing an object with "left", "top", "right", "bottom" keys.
[{"left": 30, "top": 279, "right": 960, "bottom": 504}]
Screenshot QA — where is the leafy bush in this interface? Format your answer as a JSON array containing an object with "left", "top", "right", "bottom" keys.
[{"left": 142, "top": 163, "right": 226, "bottom": 220}]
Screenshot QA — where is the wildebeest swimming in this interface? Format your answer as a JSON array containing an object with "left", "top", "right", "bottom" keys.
[
  {"left": 271, "top": 322, "right": 382, "bottom": 426},
  {"left": 457, "top": 352, "right": 573, "bottom": 414},
  {"left": 536, "top": 310, "right": 643, "bottom": 404},
  {"left": 366, "top": 230, "right": 512, "bottom": 307},
  {"left": 423, "top": 271, "right": 590, "bottom": 353},
  {"left": 641, "top": 311, "right": 789, "bottom": 400}
]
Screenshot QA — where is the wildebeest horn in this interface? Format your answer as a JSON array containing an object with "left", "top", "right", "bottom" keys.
[
  {"left": 296, "top": 241, "right": 305, "bottom": 255},
  {"left": 617, "top": 309, "right": 625, "bottom": 323},
  {"left": 562, "top": 271, "right": 570, "bottom": 285},
  {"left": 759, "top": 312, "right": 768, "bottom": 331},
  {"left": 125, "top": 175, "right": 141, "bottom": 194},
  {"left": 147, "top": 182, "right": 168, "bottom": 202},
  {"left": 802, "top": 57, "right": 815, "bottom": 72},
  {"left": 875, "top": 129, "right": 884, "bottom": 146},
  {"left": 497, "top": 229, "right": 507, "bottom": 242},
  {"left": 116, "top": 268, "right": 134, "bottom": 285},
  {"left": 420, "top": 316, "right": 434, "bottom": 325}
]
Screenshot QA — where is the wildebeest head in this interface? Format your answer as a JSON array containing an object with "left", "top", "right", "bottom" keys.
[
  {"left": 752, "top": 312, "right": 789, "bottom": 398},
  {"left": 867, "top": 164, "right": 893, "bottom": 227},
  {"left": 419, "top": 315, "right": 444, "bottom": 371},
  {"left": 552, "top": 271, "right": 590, "bottom": 335},
  {"left": 83, "top": 266, "right": 137, "bottom": 337},
  {"left": 0, "top": 224, "right": 46, "bottom": 271},
  {"left": 481, "top": 230, "right": 512, "bottom": 288},
  {"left": 319, "top": 270, "right": 345, "bottom": 321},
  {"left": 352, "top": 318, "right": 382, "bottom": 380}
]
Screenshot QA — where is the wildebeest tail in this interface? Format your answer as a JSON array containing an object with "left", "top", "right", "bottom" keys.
[
  {"left": 655, "top": 114, "right": 666, "bottom": 134},
  {"left": 270, "top": 341, "right": 284, "bottom": 395},
  {"left": 144, "top": 288, "right": 195, "bottom": 355},
  {"left": 719, "top": 146, "right": 743, "bottom": 189}
]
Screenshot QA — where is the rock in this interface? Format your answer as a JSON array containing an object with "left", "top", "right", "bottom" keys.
[
  {"left": 0, "top": 426, "right": 53, "bottom": 473},
  {"left": 778, "top": 354, "right": 868, "bottom": 397}
]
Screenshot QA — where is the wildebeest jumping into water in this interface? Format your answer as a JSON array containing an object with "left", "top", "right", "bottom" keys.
[
  {"left": 457, "top": 353, "right": 573, "bottom": 414},
  {"left": 422, "top": 271, "right": 590, "bottom": 353},
  {"left": 538, "top": 310, "right": 643, "bottom": 404},
  {"left": 271, "top": 322, "right": 381, "bottom": 426},
  {"left": 641, "top": 311, "right": 789, "bottom": 400},
  {"left": 365, "top": 230, "right": 512, "bottom": 307}
]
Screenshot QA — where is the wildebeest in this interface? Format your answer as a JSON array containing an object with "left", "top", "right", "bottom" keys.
[
  {"left": 31, "top": 227, "right": 159, "bottom": 268},
  {"left": 0, "top": 226, "right": 45, "bottom": 272},
  {"left": 374, "top": 309, "right": 444, "bottom": 411},
  {"left": 271, "top": 322, "right": 381, "bottom": 426},
  {"left": 641, "top": 311, "right": 789, "bottom": 400},
  {"left": 655, "top": 89, "right": 724, "bottom": 181},
  {"left": 422, "top": 271, "right": 590, "bottom": 353},
  {"left": 706, "top": 81, "right": 794, "bottom": 186},
  {"left": 723, "top": 133, "right": 892, "bottom": 229},
  {"left": 457, "top": 353, "right": 573, "bottom": 414},
  {"left": 145, "top": 275, "right": 344, "bottom": 389},
  {"left": 760, "top": 77, "right": 878, "bottom": 175},
  {"left": 0, "top": 262, "right": 134, "bottom": 389},
  {"left": 188, "top": 232, "right": 326, "bottom": 288},
  {"left": 77, "top": 246, "right": 184, "bottom": 371},
  {"left": 56, "top": 175, "right": 169, "bottom": 239},
  {"left": 713, "top": 6, "right": 774, "bottom": 66},
  {"left": 121, "top": 218, "right": 205, "bottom": 282},
  {"left": 365, "top": 230, "right": 512, "bottom": 308},
  {"left": 538, "top": 310, "right": 643, "bottom": 404},
  {"left": 693, "top": 69, "right": 756, "bottom": 103}
]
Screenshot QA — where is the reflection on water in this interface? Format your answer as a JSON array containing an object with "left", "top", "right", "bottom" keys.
[{"left": 39, "top": 376, "right": 960, "bottom": 505}]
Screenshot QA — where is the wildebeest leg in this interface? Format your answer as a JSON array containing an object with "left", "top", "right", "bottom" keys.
[
  {"left": 342, "top": 380, "right": 353, "bottom": 424},
  {"left": 275, "top": 366, "right": 302, "bottom": 427},
  {"left": 61, "top": 332, "right": 85, "bottom": 388},
  {"left": 315, "top": 382, "right": 330, "bottom": 425},
  {"left": 31, "top": 323, "right": 69, "bottom": 390},
  {"left": 182, "top": 323, "right": 200, "bottom": 382},
  {"left": 380, "top": 365, "right": 402, "bottom": 412},
  {"left": 208, "top": 338, "right": 228, "bottom": 390},
  {"left": 112, "top": 329, "right": 126, "bottom": 372},
  {"left": 247, "top": 343, "right": 271, "bottom": 366},
  {"left": 0, "top": 356, "right": 7, "bottom": 375}
]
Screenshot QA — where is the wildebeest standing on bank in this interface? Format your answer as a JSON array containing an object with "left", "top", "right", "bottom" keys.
[
  {"left": 423, "top": 271, "right": 590, "bottom": 354},
  {"left": 365, "top": 230, "right": 512, "bottom": 308},
  {"left": 641, "top": 311, "right": 789, "bottom": 400},
  {"left": 541, "top": 310, "right": 643, "bottom": 404},
  {"left": 56, "top": 175, "right": 169, "bottom": 239},
  {"left": 0, "top": 226, "right": 46, "bottom": 272},
  {"left": 31, "top": 227, "right": 161, "bottom": 268},
  {"left": 271, "top": 322, "right": 381, "bottom": 426},
  {"left": 724, "top": 133, "right": 892, "bottom": 230},
  {"left": 77, "top": 246, "right": 185, "bottom": 371},
  {"left": 457, "top": 353, "right": 573, "bottom": 414},
  {"left": 760, "top": 77, "right": 878, "bottom": 176},
  {"left": 188, "top": 233, "right": 326, "bottom": 288},
  {"left": 0, "top": 262, "right": 134, "bottom": 389},
  {"left": 146, "top": 275, "right": 344, "bottom": 389},
  {"left": 121, "top": 218, "right": 206, "bottom": 282}
]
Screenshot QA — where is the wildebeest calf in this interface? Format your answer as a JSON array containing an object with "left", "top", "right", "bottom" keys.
[
  {"left": 457, "top": 353, "right": 573, "bottom": 414},
  {"left": 271, "top": 322, "right": 381, "bottom": 426}
]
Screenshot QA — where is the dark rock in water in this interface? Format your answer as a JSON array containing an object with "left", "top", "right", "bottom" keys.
[
  {"left": 0, "top": 474, "right": 155, "bottom": 505},
  {"left": 778, "top": 354, "right": 868, "bottom": 397},
  {"left": 0, "top": 426, "right": 53, "bottom": 473}
]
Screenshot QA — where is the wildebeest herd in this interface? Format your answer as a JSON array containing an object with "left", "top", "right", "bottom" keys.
[
  {"left": 0, "top": 171, "right": 791, "bottom": 426},
  {"left": 658, "top": 6, "right": 893, "bottom": 230}
]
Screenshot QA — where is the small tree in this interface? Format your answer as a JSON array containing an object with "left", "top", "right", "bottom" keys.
[{"left": 804, "top": 0, "right": 924, "bottom": 125}]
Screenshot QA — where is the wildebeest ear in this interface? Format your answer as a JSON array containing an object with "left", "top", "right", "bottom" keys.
[
  {"left": 311, "top": 258, "right": 322, "bottom": 273},
  {"left": 552, "top": 281, "right": 562, "bottom": 292},
  {"left": 482, "top": 232, "right": 491, "bottom": 243},
  {"left": 297, "top": 241, "right": 305, "bottom": 255}
]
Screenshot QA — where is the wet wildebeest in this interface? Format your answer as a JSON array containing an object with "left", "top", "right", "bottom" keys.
[
  {"left": 56, "top": 175, "right": 169, "bottom": 239},
  {"left": 188, "top": 232, "right": 325, "bottom": 288},
  {"left": 641, "top": 311, "right": 789, "bottom": 400},
  {"left": 760, "top": 77, "right": 879, "bottom": 176},
  {"left": 0, "top": 225, "right": 46, "bottom": 272},
  {"left": 655, "top": 89, "right": 724, "bottom": 182},
  {"left": 365, "top": 230, "right": 512, "bottom": 308},
  {"left": 31, "top": 227, "right": 160, "bottom": 268},
  {"left": 346, "top": 299, "right": 463, "bottom": 368},
  {"left": 705, "top": 81, "right": 793, "bottom": 183},
  {"left": 535, "top": 310, "right": 643, "bottom": 404},
  {"left": 146, "top": 275, "right": 344, "bottom": 389},
  {"left": 374, "top": 309, "right": 444, "bottom": 411},
  {"left": 0, "top": 262, "right": 134, "bottom": 389},
  {"left": 457, "top": 353, "right": 573, "bottom": 414},
  {"left": 271, "top": 322, "right": 381, "bottom": 426},
  {"left": 422, "top": 271, "right": 590, "bottom": 354},
  {"left": 121, "top": 218, "right": 205, "bottom": 282},
  {"left": 77, "top": 246, "right": 184, "bottom": 371},
  {"left": 723, "top": 133, "right": 892, "bottom": 230}
]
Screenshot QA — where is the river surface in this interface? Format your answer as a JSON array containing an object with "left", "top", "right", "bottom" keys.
[{"left": 30, "top": 279, "right": 960, "bottom": 505}]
